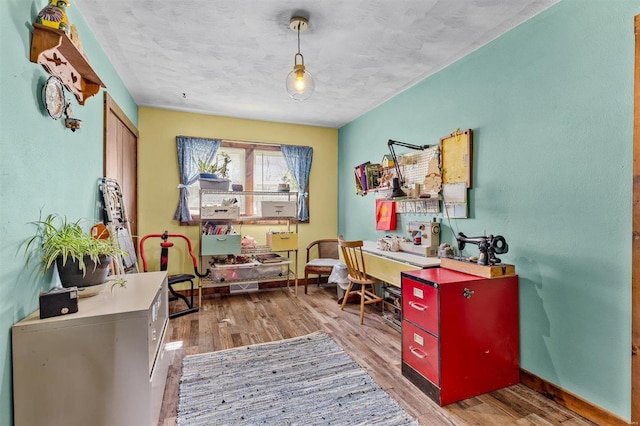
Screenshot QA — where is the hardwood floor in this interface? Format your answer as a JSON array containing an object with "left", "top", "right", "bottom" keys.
[{"left": 159, "top": 284, "right": 595, "bottom": 426}]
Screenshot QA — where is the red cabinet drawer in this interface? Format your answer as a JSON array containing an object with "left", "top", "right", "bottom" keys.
[
  {"left": 402, "top": 321, "right": 439, "bottom": 385},
  {"left": 402, "top": 277, "right": 438, "bottom": 334}
]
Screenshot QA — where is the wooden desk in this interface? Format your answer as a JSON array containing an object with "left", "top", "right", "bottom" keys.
[{"left": 360, "top": 241, "right": 440, "bottom": 287}]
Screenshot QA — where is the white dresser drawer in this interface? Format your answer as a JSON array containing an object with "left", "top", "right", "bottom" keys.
[{"left": 147, "top": 277, "right": 168, "bottom": 374}]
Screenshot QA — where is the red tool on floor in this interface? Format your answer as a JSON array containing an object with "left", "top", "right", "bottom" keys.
[{"left": 139, "top": 231, "right": 207, "bottom": 319}]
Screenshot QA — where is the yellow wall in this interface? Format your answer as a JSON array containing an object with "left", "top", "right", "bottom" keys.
[{"left": 138, "top": 107, "right": 339, "bottom": 278}]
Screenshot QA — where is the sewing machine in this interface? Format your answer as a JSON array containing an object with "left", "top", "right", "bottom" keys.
[
  {"left": 456, "top": 232, "right": 509, "bottom": 265},
  {"left": 399, "top": 220, "right": 440, "bottom": 257}
]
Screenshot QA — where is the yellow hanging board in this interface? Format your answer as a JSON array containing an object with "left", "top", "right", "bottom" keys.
[{"left": 440, "top": 129, "right": 473, "bottom": 188}]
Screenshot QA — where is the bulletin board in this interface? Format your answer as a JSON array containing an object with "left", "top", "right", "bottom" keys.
[
  {"left": 440, "top": 129, "right": 472, "bottom": 218},
  {"left": 440, "top": 129, "right": 473, "bottom": 188}
]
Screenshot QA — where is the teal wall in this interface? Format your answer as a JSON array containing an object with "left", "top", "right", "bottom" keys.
[
  {"left": 339, "top": 0, "right": 636, "bottom": 420},
  {"left": 0, "top": 1, "right": 137, "bottom": 424}
]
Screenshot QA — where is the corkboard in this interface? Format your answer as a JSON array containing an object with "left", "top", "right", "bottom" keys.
[{"left": 440, "top": 129, "right": 473, "bottom": 188}]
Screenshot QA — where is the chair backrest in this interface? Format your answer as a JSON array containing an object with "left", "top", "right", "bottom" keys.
[
  {"left": 139, "top": 231, "right": 206, "bottom": 277},
  {"left": 306, "top": 238, "right": 339, "bottom": 262},
  {"left": 338, "top": 236, "right": 368, "bottom": 282},
  {"left": 317, "top": 239, "right": 339, "bottom": 259}
]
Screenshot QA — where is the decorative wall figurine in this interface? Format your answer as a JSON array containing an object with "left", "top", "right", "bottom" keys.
[
  {"left": 63, "top": 102, "right": 82, "bottom": 131},
  {"left": 36, "top": 0, "right": 71, "bottom": 34}
]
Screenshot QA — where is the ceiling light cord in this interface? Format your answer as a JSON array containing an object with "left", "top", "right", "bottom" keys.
[
  {"left": 286, "top": 16, "right": 315, "bottom": 100},
  {"left": 294, "top": 23, "right": 304, "bottom": 68}
]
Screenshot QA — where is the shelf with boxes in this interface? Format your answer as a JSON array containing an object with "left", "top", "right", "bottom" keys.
[
  {"left": 199, "top": 190, "right": 299, "bottom": 294},
  {"left": 382, "top": 284, "right": 402, "bottom": 331}
]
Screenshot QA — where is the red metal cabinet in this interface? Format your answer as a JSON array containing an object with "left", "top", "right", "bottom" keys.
[{"left": 401, "top": 267, "right": 519, "bottom": 406}]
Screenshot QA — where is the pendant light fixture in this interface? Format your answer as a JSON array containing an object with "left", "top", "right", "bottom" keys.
[{"left": 286, "top": 16, "right": 315, "bottom": 100}]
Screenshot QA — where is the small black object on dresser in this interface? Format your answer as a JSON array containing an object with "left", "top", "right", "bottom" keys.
[{"left": 39, "top": 287, "right": 78, "bottom": 319}]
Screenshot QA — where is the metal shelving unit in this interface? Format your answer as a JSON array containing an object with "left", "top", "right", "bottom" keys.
[
  {"left": 199, "top": 190, "right": 299, "bottom": 296},
  {"left": 382, "top": 284, "right": 402, "bottom": 331}
]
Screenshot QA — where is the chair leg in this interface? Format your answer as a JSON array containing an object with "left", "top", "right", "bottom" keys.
[
  {"left": 359, "top": 286, "right": 366, "bottom": 324},
  {"left": 304, "top": 270, "right": 309, "bottom": 294},
  {"left": 168, "top": 280, "right": 199, "bottom": 319},
  {"left": 341, "top": 281, "right": 354, "bottom": 310}
]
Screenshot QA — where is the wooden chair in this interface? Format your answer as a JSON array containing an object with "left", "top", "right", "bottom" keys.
[
  {"left": 338, "top": 236, "right": 383, "bottom": 324},
  {"left": 304, "top": 238, "right": 340, "bottom": 294}
]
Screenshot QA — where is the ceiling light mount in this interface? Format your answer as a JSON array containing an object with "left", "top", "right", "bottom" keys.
[
  {"left": 286, "top": 15, "right": 315, "bottom": 101},
  {"left": 289, "top": 16, "right": 308, "bottom": 32}
]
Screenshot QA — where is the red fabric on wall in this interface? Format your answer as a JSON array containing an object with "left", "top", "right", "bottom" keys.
[{"left": 376, "top": 199, "right": 396, "bottom": 230}]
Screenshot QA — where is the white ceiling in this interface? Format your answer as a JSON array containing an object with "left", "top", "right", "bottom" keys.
[{"left": 74, "top": 0, "right": 558, "bottom": 128}]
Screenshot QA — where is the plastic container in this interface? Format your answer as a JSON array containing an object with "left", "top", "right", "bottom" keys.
[{"left": 199, "top": 178, "right": 231, "bottom": 191}]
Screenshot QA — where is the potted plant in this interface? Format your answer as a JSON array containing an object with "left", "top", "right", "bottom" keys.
[
  {"left": 197, "top": 157, "right": 219, "bottom": 179},
  {"left": 24, "top": 214, "right": 127, "bottom": 290},
  {"left": 278, "top": 172, "right": 292, "bottom": 192},
  {"left": 198, "top": 152, "right": 232, "bottom": 190}
]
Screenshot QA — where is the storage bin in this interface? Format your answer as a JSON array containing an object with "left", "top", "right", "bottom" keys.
[
  {"left": 209, "top": 260, "right": 291, "bottom": 282},
  {"left": 199, "top": 178, "right": 231, "bottom": 191},
  {"left": 201, "top": 234, "right": 241, "bottom": 256},
  {"left": 209, "top": 261, "right": 259, "bottom": 282},
  {"left": 256, "top": 261, "right": 291, "bottom": 279},
  {"left": 260, "top": 201, "right": 297, "bottom": 218},
  {"left": 266, "top": 232, "right": 298, "bottom": 251},
  {"left": 201, "top": 204, "right": 239, "bottom": 220}
]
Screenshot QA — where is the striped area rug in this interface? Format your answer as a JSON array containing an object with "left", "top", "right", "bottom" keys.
[{"left": 177, "top": 331, "right": 419, "bottom": 425}]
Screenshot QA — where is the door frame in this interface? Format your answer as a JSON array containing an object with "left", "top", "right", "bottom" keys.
[{"left": 103, "top": 91, "right": 139, "bottom": 242}]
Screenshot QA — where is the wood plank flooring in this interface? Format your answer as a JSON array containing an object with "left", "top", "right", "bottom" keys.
[{"left": 159, "top": 284, "right": 595, "bottom": 426}]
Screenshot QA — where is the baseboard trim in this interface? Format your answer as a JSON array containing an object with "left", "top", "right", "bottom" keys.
[{"left": 520, "top": 369, "right": 631, "bottom": 425}]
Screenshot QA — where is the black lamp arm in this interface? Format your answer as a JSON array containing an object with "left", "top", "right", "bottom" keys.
[{"left": 387, "top": 139, "right": 432, "bottom": 186}]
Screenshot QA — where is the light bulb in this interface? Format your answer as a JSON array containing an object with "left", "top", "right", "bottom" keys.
[
  {"left": 286, "top": 64, "right": 315, "bottom": 100},
  {"left": 295, "top": 70, "right": 306, "bottom": 93}
]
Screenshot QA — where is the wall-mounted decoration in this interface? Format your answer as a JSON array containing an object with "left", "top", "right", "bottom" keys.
[
  {"left": 36, "top": 0, "right": 70, "bottom": 33},
  {"left": 42, "top": 76, "right": 65, "bottom": 120},
  {"left": 375, "top": 199, "right": 397, "bottom": 231},
  {"left": 30, "top": 22, "right": 105, "bottom": 105},
  {"left": 440, "top": 129, "right": 473, "bottom": 188},
  {"left": 440, "top": 129, "right": 473, "bottom": 219},
  {"left": 63, "top": 102, "right": 82, "bottom": 131},
  {"left": 442, "top": 182, "right": 468, "bottom": 218},
  {"left": 422, "top": 157, "right": 442, "bottom": 193}
]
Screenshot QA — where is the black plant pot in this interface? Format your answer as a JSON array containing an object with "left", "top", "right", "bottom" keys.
[{"left": 56, "top": 255, "right": 112, "bottom": 288}]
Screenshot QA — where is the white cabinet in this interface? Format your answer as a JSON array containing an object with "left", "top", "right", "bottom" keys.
[
  {"left": 199, "top": 190, "right": 299, "bottom": 293},
  {"left": 12, "top": 271, "right": 170, "bottom": 426}
]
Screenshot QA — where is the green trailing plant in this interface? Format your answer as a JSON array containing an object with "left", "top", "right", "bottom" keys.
[{"left": 24, "top": 214, "right": 127, "bottom": 288}]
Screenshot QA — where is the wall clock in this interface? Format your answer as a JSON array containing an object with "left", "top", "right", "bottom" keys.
[{"left": 42, "top": 76, "right": 65, "bottom": 120}]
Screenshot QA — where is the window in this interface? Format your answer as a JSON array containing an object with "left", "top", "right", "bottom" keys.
[{"left": 187, "top": 141, "right": 299, "bottom": 219}]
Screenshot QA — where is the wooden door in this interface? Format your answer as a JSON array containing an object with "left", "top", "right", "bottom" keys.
[{"left": 103, "top": 92, "right": 139, "bottom": 240}]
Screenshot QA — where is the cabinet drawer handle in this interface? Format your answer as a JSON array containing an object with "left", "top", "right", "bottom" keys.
[
  {"left": 409, "top": 301, "right": 428, "bottom": 311},
  {"left": 409, "top": 346, "right": 427, "bottom": 359}
]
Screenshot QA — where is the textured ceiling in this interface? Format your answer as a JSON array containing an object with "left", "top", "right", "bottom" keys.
[{"left": 73, "top": 0, "right": 558, "bottom": 128}]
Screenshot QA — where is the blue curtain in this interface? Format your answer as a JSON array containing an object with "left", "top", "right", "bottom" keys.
[
  {"left": 281, "top": 145, "right": 313, "bottom": 222},
  {"left": 174, "top": 136, "right": 220, "bottom": 222}
]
